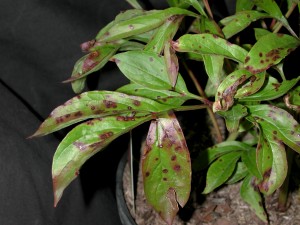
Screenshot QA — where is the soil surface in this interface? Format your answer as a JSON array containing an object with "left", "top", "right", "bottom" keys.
[{"left": 123, "top": 162, "right": 300, "bottom": 225}]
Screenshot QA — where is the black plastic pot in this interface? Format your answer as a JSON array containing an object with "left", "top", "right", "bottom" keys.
[{"left": 116, "top": 153, "right": 137, "bottom": 225}]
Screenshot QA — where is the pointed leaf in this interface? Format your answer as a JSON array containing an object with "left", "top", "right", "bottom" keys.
[
  {"left": 240, "top": 175, "right": 268, "bottom": 223},
  {"left": 244, "top": 33, "right": 300, "bottom": 74},
  {"left": 173, "top": 33, "right": 248, "bottom": 63},
  {"left": 144, "top": 15, "right": 183, "bottom": 54},
  {"left": 126, "top": 0, "right": 143, "bottom": 9},
  {"left": 203, "top": 151, "right": 241, "bottom": 194},
  {"left": 53, "top": 114, "right": 152, "bottom": 206},
  {"left": 32, "top": 91, "right": 173, "bottom": 137},
  {"left": 97, "top": 7, "right": 197, "bottom": 42},
  {"left": 213, "top": 69, "right": 253, "bottom": 112},
  {"left": 240, "top": 76, "right": 300, "bottom": 101},
  {"left": 142, "top": 112, "right": 191, "bottom": 225},
  {"left": 254, "top": 28, "right": 271, "bottom": 40},
  {"left": 220, "top": 11, "right": 269, "bottom": 39}
]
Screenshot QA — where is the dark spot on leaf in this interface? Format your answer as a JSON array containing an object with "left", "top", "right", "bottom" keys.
[
  {"left": 133, "top": 100, "right": 141, "bottom": 106},
  {"left": 75, "top": 170, "right": 80, "bottom": 176},
  {"left": 77, "top": 95, "right": 82, "bottom": 99},
  {"left": 90, "top": 105, "right": 96, "bottom": 110},
  {"left": 163, "top": 177, "right": 168, "bottom": 181},
  {"left": 213, "top": 34, "right": 218, "bottom": 39},
  {"left": 149, "top": 57, "right": 153, "bottom": 62},
  {"left": 128, "top": 106, "right": 132, "bottom": 110},
  {"left": 273, "top": 130, "right": 277, "bottom": 135},
  {"left": 173, "top": 164, "right": 181, "bottom": 171},
  {"left": 80, "top": 39, "right": 96, "bottom": 52},
  {"left": 162, "top": 169, "right": 168, "bottom": 173},
  {"left": 103, "top": 100, "right": 117, "bottom": 108},
  {"left": 245, "top": 56, "right": 250, "bottom": 63},
  {"left": 272, "top": 83, "right": 281, "bottom": 91},
  {"left": 171, "top": 155, "right": 176, "bottom": 161},
  {"left": 259, "top": 52, "right": 263, "bottom": 57},
  {"left": 74, "top": 141, "right": 87, "bottom": 151},
  {"left": 129, "top": 24, "right": 134, "bottom": 30},
  {"left": 74, "top": 111, "right": 83, "bottom": 117},
  {"left": 145, "top": 172, "right": 150, "bottom": 177},
  {"left": 99, "top": 132, "right": 113, "bottom": 140},
  {"left": 260, "top": 60, "right": 264, "bottom": 64},
  {"left": 155, "top": 157, "right": 159, "bottom": 161}
]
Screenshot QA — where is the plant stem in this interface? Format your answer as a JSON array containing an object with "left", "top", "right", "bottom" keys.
[
  {"left": 182, "top": 61, "right": 223, "bottom": 143},
  {"left": 175, "top": 104, "right": 207, "bottom": 112}
]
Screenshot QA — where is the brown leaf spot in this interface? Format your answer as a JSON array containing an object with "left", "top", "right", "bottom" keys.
[
  {"left": 173, "top": 164, "right": 181, "bottom": 172},
  {"left": 145, "top": 171, "right": 150, "bottom": 177},
  {"left": 162, "top": 169, "right": 168, "bottom": 173},
  {"left": 245, "top": 56, "right": 250, "bottom": 63},
  {"left": 74, "top": 111, "right": 83, "bottom": 117},
  {"left": 259, "top": 52, "right": 263, "bottom": 57},
  {"left": 171, "top": 155, "right": 176, "bottom": 161},
  {"left": 163, "top": 177, "right": 168, "bottom": 181},
  {"left": 99, "top": 131, "right": 113, "bottom": 140},
  {"left": 133, "top": 100, "right": 141, "bottom": 106},
  {"left": 103, "top": 100, "right": 117, "bottom": 108}
]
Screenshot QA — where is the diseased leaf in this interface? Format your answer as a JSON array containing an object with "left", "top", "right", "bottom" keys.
[
  {"left": 144, "top": 15, "right": 183, "bottom": 54},
  {"left": 117, "top": 83, "right": 190, "bottom": 106},
  {"left": 65, "top": 44, "right": 119, "bottom": 83},
  {"left": 142, "top": 112, "right": 191, "bottom": 225},
  {"left": 203, "top": 151, "right": 241, "bottom": 194},
  {"left": 164, "top": 42, "right": 179, "bottom": 87},
  {"left": 172, "top": 33, "right": 248, "bottom": 63},
  {"left": 53, "top": 114, "right": 153, "bottom": 206},
  {"left": 239, "top": 76, "right": 300, "bottom": 101},
  {"left": 217, "top": 104, "right": 248, "bottom": 132},
  {"left": 213, "top": 69, "right": 253, "bottom": 112},
  {"left": 226, "top": 162, "right": 249, "bottom": 184},
  {"left": 235, "top": 72, "right": 266, "bottom": 99},
  {"left": 97, "top": 7, "right": 198, "bottom": 42},
  {"left": 194, "top": 141, "right": 250, "bottom": 171},
  {"left": 31, "top": 91, "right": 173, "bottom": 137},
  {"left": 220, "top": 11, "right": 269, "bottom": 39},
  {"left": 285, "top": 85, "right": 300, "bottom": 112},
  {"left": 244, "top": 33, "right": 300, "bottom": 74},
  {"left": 247, "top": 104, "right": 300, "bottom": 154},
  {"left": 240, "top": 175, "right": 268, "bottom": 223}
]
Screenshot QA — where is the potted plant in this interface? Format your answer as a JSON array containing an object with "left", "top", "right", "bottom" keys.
[{"left": 31, "top": 0, "right": 300, "bottom": 224}]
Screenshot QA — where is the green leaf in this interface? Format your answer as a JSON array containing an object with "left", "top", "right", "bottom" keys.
[
  {"left": 226, "top": 162, "right": 249, "bottom": 184},
  {"left": 144, "top": 15, "right": 183, "bottom": 54},
  {"left": 194, "top": 141, "right": 250, "bottom": 171},
  {"left": 247, "top": 104, "right": 300, "bottom": 154},
  {"left": 203, "top": 55, "right": 225, "bottom": 90},
  {"left": 126, "top": 0, "right": 143, "bottom": 9},
  {"left": 236, "top": 0, "right": 254, "bottom": 12},
  {"left": 142, "top": 112, "right": 191, "bottom": 225},
  {"left": 97, "top": 7, "right": 198, "bottom": 42},
  {"left": 221, "top": 11, "right": 269, "bottom": 39},
  {"left": 235, "top": 72, "right": 266, "bottom": 99},
  {"left": 244, "top": 33, "right": 300, "bottom": 74},
  {"left": 199, "top": 16, "right": 224, "bottom": 36},
  {"left": 239, "top": 76, "right": 300, "bottom": 101},
  {"left": 203, "top": 151, "right": 241, "bottom": 194},
  {"left": 240, "top": 175, "right": 268, "bottom": 223},
  {"left": 31, "top": 91, "right": 173, "bottom": 137},
  {"left": 241, "top": 146, "right": 262, "bottom": 179},
  {"left": 254, "top": 28, "right": 271, "bottom": 40},
  {"left": 180, "top": 0, "right": 207, "bottom": 16},
  {"left": 117, "top": 83, "right": 190, "bottom": 106},
  {"left": 217, "top": 104, "right": 248, "bottom": 132},
  {"left": 71, "top": 77, "right": 86, "bottom": 94},
  {"left": 52, "top": 114, "right": 153, "bottom": 206},
  {"left": 64, "top": 45, "right": 119, "bottom": 83},
  {"left": 113, "top": 50, "right": 191, "bottom": 95},
  {"left": 173, "top": 33, "right": 248, "bottom": 63},
  {"left": 213, "top": 69, "right": 253, "bottom": 112},
  {"left": 285, "top": 85, "right": 300, "bottom": 112}
]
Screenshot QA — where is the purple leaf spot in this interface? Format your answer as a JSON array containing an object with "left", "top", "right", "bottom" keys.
[{"left": 173, "top": 164, "right": 181, "bottom": 172}]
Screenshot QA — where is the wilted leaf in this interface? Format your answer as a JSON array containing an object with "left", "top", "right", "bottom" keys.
[
  {"left": 53, "top": 114, "right": 153, "bottom": 206},
  {"left": 240, "top": 76, "right": 300, "bottom": 101},
  {"left": 164, "top": 42, "right": 179, "bottom": 87},
  {"left": 97, "top": 7, "right": 197, "bottom": 42},
  {"left": 244, "top": 33, "right": 300, "bottom": 74},
  {"left": 240, "top": 175, "right": 268, "bottom": 223},
  {"left": 213, "top": 69, "right": 253, "bottom": 112},
  {"left": 172, "top": 33, "right": 248, "bottom": 63},
  {"left": 220, "top": 11, "right": 269, "bottom": 39},
  {"left": 142, "top": 112, "right": 191, "bottom": 225},
  {"left": 31, "top": 91, "right": 173, "bottom": 137},
  {"left": 203, "top": 151, "right": 241, "bottom": 194}
]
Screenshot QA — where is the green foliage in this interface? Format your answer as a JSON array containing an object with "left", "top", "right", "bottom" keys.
[{"left": 33, "top": 0, "right": 300, "bottom": 224}]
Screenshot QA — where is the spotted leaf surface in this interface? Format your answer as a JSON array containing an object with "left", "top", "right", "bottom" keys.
[
  {"left": 172, "top": 33, "right": 248, "bottom": 63},
  {"left": 113, "top": 51, "right": 191, "bottom": 95},
  {"left": 97, "top": 7, "right": 197, "bottom": 42},
  {"left": 240, "top": 76, "right": 300, "bottom": 101},
  {"left": 244, "top": 33, "right": 300, "bottom": 74},
  {"left": 117, "top": 83, "right": 190, "bottom": 106},
  {"left": 220, "top": 10, "right": 269, "bottom": 39},
  {"left": 142, "top": 112, "right": 191, "bottom": 225},
  {"left": 240, "top": 175, "right": 268, "bottom": 223},
  {"left": 65, "top": 44, "right": 119, "bottom": 83},
  {"left": 32, "top": 91, "right": 173, "bottom": 137},
  {"left": 213, "top": 69, "right": 253, "bottom": 112},
  {"left": 285, "top": 85, "right": 300, "bottom": 112},
  {"left": 203, "top": 151, "right": 241, "bottom": 194},
  {"left": 247, "top": 104, "right": 300, "bottom": 154},
  {"left": 53, "top": 114, "right": 153, "bottom": 206}
]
